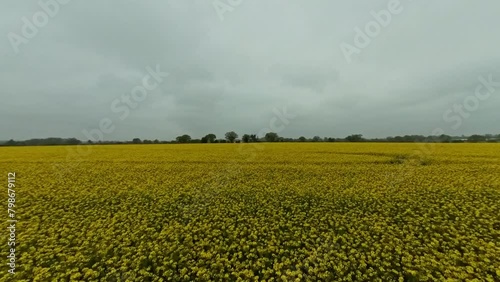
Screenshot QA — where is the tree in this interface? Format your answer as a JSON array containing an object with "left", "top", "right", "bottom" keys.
[
  {"left": 66, "top": 138, "right": 81, "bottom": 145},
  {"left": 250, "top": 134, "right": 259, "bottom": 142},
  {"left": 242, "top": 134, "right": 250, "bottom": 143},
  {"left": 346, "top": 134, "right": 364, "bottom": 142},
  {"left": 264, "top": 132, "right": 279, "bottom": 142},
  {"left": 204, "top": 134, "right": 217, "bottom": 143},
  {"left": 176, "top": 134, "right": 191, "bottom": 143},
  {"left": 154, "top": 139, "right": 160, "bottom": 144},
  {"left": 298, "top": 136, "right": 307, "bottom": 142},
  {"left": 437, "top": 134, "right": 452, "bottom": 143},
  {"left": 468, "top": 134, "right": 486, "bottom": 143},
  {"left": 312, "top": 136, "right": 322, "bottom": 142},
  {"left": 132, "top": 138, "right": 142, "bottom": 144},
  {"left": 225, "top": 131, "right": 238, "bottom": 143}
]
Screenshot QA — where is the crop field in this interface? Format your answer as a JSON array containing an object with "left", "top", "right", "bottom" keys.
[{"left": 1, "top": 143, "right": 499, "bottom": 281}]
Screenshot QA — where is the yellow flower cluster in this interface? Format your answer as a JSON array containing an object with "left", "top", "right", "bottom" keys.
[{"left": 0, "top": 143, "right": 499, "bottom": 281}]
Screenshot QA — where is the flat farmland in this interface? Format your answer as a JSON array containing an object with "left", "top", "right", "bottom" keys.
[{"left": 1, "top": 143, "right": 499, "bottom": 281}]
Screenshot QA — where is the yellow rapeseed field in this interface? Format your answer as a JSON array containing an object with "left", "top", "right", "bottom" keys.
[{"left": 1, "top": 143, "right": 499, "bottom": 281}]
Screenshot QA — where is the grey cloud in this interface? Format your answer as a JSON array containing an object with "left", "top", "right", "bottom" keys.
[{"left": 1, "top": 0, "right": 499, "bottom": 141}]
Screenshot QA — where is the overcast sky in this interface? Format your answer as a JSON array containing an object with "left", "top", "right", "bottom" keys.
[{"left": 1, "top": 0, "right": 499, "bottom": 141}]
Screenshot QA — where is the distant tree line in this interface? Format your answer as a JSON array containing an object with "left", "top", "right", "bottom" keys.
[
  {"left": 1, "top": 133, "right": 499, "bottom": 147},
  {"left": 1, "top": 138, "right": 82, "bottom": 146}
]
